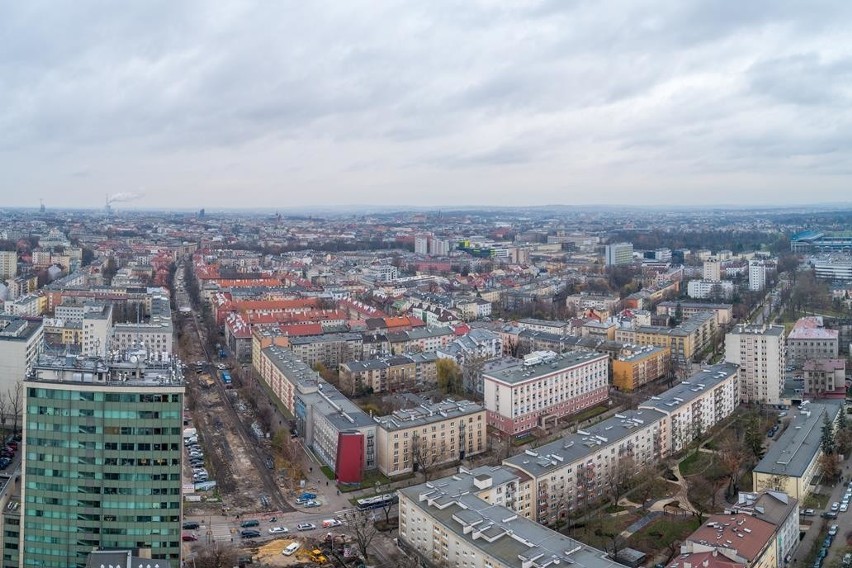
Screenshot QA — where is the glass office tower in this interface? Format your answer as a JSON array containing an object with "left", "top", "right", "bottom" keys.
[{"left": 20, "top": 352, "right": 184, "bottom": 567}]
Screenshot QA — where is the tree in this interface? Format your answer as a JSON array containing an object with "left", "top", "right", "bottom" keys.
[
  {"left": 758, "top": 473, "right": 787, "bottom": 492},
  {"left": 631, "top": 466, "right": 661, "bottom": 511},
  {"left": 6, "top": 382, "right": 23, "bottom": 434},
  {"left": 0, "top": 395, "right": 7, "bottom": 435},
  {"left": 436, "top": 359, "right": 462, "bottom": 395},
  {"left": 606, "top": 456, "right": 636, "bottom": 506},
  {"left": 837, "top": 428, "right": 852, "bottom": 458},
  {"left": 744, "top": 415, "right": 765, "bottom": 460},
  {"left": 193, "top": 543, "right": 238, "bottom": 568},
  {"left": 820, "top": 453, "right": 842, "bottom": 483},
  {"left": 412, "top": 433, "right": 446, "bottom": 482},
  {"left": 717, "top": 431, "right": 748, "bottom": 498},
  {"left": 686, "top": 475, "right": 722, "bottom": 525},
  {"left": 461, "top": 354, "right": 488, "bottom": 396},
  {"left": 822, "top": 415, "right": 837, "bottom": 456},
  {"left": 343, "top": 507, "right": 379, "bottom": 563},
  {"left": 374, "top": 479, "right": 395, "bottom": 525}
]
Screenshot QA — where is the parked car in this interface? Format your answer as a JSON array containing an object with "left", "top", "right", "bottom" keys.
[
  {"left": 322, "top": 519, "right": 342, "bottom": 528},
  {"left": 831, "top": 502, "right": 840, "bottom": 512},
  {"left": 304, "top": 500, "right": 321, "bottom": 508},
  {"left": 802, "top": 509, "right": 816, "bottom": 516},
  {"left": 269, "top": 526, "right": 289, "bottom": 534},
  {"left": 822, "top": 511, "right": 838, "bottom": 519},
  {"left": 283, "top": 542, "right": 301, "bottom": 556},
  {"left": 240, "top": 519, "right": 260, "bottom": 528},
  {"left": 182, "top": 532, "right": 198, "bottom": 542},
  {"left": 297, "top": 522, "right": 316, "bottom": 531},
  {"left": 840, "top": 503, "right": 848, "bottom": 513},
  {"left": 183, "top": 521, "right": 200, "bottom": 530},
  {"left": 830, "top": 525, "right": 839, "bottom": 536},
  {"left": 240, "top": 529, "right": 261, "bottom": 539}
]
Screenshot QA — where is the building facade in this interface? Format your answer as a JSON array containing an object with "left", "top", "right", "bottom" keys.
[
  {"left": 374, "top": 398, "right": 486, "bottom": 477},
  {"left": 611, "top": 346, "right": 670, "bottom": 391},
  {"left": 483, "top": 351, "right": 609, "bottom": 435},
  {"left": 605, "top": 242, "right": 634, "bottom": 266},
  {"left": 725, "top": 325, "right": 786, "bottom": 404},
  {"left": 21, "top": 353, "right": 185, "bottom": 567}
]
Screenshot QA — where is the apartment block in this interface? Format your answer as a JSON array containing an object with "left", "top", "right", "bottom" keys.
[
  {"left": 655, "top": 301, "right": 733, "bottom": 327},
  {"left": 687, "top": 279, "right": 734, "bottom": 300},
  {"left": 615, "top": 311, "right": 717, "bottom": 373},
  {"left": 111, "top": 293, "right": 173, "bottom": 358},
  {"left": 803, "top": 359, "right": 846, "bottom": 397},
  {"left": 504, "top": 408, "right": 666, "bottom": 523},
  {"left": 339, "top": 353, "right": 438, "bottom": 396},
  {"left": 398, "top": 469, "right": 622, "bottom": 568},
  {"left": 673, "top": 513, "right": 777, "bottom": 568},
  {"left": 638, "top": 363, "right": 739, "bottom": 454},
  {"left": 703, "top": 257, "right": 721, "bottom": 282},
  {"left": 483, "top": 350, "right": 609, "bottom": 435},
  {"left": 726, "top": 491, "right": 800, "bottom": 567},
  {"left": 0, "top": 251, "right": 16, "bottom": 281},
  {"left": 387, "top": 326, "right": 455, "bottom": 354},
  {"left": 82, "top": 303, "right": 113, "bottom": 357},
  {"left": 611, "top": 345, "right": 670, "bottom": 391},
  {"left": 0, "top": 316, "right": 44, "bottom": 396},
  {"left": 605, "top": 242, "right": 634, "bottom": 266},
  {"left": 374, "top": 398, "right": 486, "bottom": 477},
  {"left": 288, "top": 332, "right": 364, "bottom": 369},
  {"left": 749, "top": 260, "right": 767, "bottom": 291},
  {"left": 725, "top": 325, "right": 786, "bottom": 404},
  {"left": 21, "top": 352, "right": 185, "bottom": 567},
  {"left": 786, "top": 317, "right": 839, "bottom": 367},
  {"left": 752, "top": 402, "right": 841, "bottom": 501}
]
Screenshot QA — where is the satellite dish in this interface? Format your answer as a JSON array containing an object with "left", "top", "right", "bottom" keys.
[{"left": 130, "top": 355, "right": 138, "bottom": 363}]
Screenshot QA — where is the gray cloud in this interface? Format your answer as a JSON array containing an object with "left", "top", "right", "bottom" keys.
[{"left": 2, "top": 0, "right": 852, "bottom": 208}]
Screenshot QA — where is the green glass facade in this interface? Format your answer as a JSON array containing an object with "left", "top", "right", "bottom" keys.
[{"left": 21, "top": 383, "right": 184, "bottom": 567}]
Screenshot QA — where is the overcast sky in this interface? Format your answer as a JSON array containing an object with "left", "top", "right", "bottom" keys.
[{"left": 3, "top": 1, "right": 852, "bottom": 210}]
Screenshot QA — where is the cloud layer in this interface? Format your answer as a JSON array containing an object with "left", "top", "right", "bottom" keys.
[{"left": 3, "top": 0, "right": 852, "bottom": 209}]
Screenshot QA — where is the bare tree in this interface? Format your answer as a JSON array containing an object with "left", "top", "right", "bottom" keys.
[
  {"left": 461, "top": 354, "right": 488, "bottom": 396},
  {"left": 7, "top": 381, "right": 23, "bottom": 434},
  {"left": 374, "top": 479, "right": 395, "bottom": 526},
  {"left": 343, "top": 507, "right": 379, "bottom": 563},
  {"left": 412, "top": 434, "right": 446, "bottom": 482},
  {"left": 0, "top": 395, "right": 8, "bottom": 435},
  {"left": 757, "top": 472, "right": 787, "bottom": 492},
  {"left": 606, "top": 456, "right": 636, "bottom": 506},
  {"left": 717, "top": 432, "right": 747, "bottom": 498},
  {"left": 193, "top": 543, "right": 238, "bottom": 568}
]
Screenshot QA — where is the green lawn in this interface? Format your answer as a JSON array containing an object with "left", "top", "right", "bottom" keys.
[
  {"left": 679, "top": 452, "right": 714, "bottom": 476},
  {"left": 628, "top": 516, "right": 701, "bottom": 554},
  {"left": 625, "top": 478, "right": 679, "bottom": 504}
]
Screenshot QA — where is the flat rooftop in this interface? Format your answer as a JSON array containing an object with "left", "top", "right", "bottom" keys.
[
  {"left": 400, "top": 468, "right": 623, "bottom": 568},
  {"left": 29, "top": 351, "right": 185, "bottom": 388},
  {"left": 483, "top": 350, "right": 607, "bottom": 386},
  {"left": 754, "top": 402, "right": 842, "bottom": 478},
  {"left": 504, "top": 408, "right": 668, "bottom": 477},
  {"left": 639, "top": 363, "right": 738, "bottom": 414},
  {"left": 375, "top": 398, "right": 484, "bottom": 431}
]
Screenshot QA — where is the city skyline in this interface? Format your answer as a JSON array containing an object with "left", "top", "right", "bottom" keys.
[{"left": 4, "top": 1, "right": 852, "bottom": 209}]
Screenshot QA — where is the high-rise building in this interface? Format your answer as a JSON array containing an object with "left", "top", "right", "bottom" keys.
[
  {"left": 0, "top": 315, "right": 44, "bottom": 396},
  {"left": 725, "top": 324, "right": 785, "bottom": 404},
  {"left": 702, "top": 257, "right": 721, "bottom": 282},
  {"left": 749, "top": 260, "right": 767, "bottom": 291},
  {"left": 0, "top": 251, "right": 17, "bottom": 281},
  {"left": 20, "top": 351, "right": 185, "bottom": 567},
  {"left": 414, "top": 235, "right": 429, "bottom": 255},
  {"left": 428, "top": 237, "right": 450, "bottom": 257},
  {"left": 604, "top": 242, "right": 633, "bottom": 266}
]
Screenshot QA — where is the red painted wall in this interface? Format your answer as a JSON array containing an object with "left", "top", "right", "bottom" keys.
[{"left": 335, "top": 431, "right": 364, "bottom": 484}]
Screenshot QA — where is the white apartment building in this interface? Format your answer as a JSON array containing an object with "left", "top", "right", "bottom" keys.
[
  {"left": 725, "top": 325, "right": 786, "bottom": 404},
  {"left": 500, "top": 363, "right": 738, "bottom": 524},
  {"left": 414, "top": 236, "right": 429, "bottom": 255},
  {"left": 2, "top": 293, "right": 44, "bottom": 317},
  {"left": 786, "top": 317, "right": 839, "bottom": 366},
  {"left": 749, "top": 260, "right": 767, "bottom": 291},
  {"left": 638, "top": 363, "right": 739, "bottom": 453},
  {"left": 687, "top": 279, "right": 733, "bottom": 299},
  {"left": 374, "top": 398, "right": 486, "bottom": 477},
  {"left": 398, "top": 468, "right": 622, "bottom": 568},
  {"left": 703, "top": 257, "right": 721, "bottom": 282},
  {"left": 0, "top": 316, "right": 44, "bottom": 396},
  {"left": 605, "top": 242, "right": 634, "bottom": 266},
  {"left": 429, "top": 238, "right": 450, "bottom": 256},
  {"left": 111, "top": 294, "right": 173, "bottom": 359},
  {"left": 504, "top": 408, "right": 666, "bottom": 523},
  {"left": 0, "top": 251, "right": 16, "bottom": 281},
  {"left": 483, "top": 350, "right": 609, "bottom": 435},
  {"left": 82, "top": 304, "right": 113, "bottom": 357}
]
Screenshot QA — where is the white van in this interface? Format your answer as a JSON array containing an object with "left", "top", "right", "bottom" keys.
[
  {"left": 283, "top": 542, "right": 301, "bottom": 556},
  {"left": 322, "top": 519, "right": 342, "bottom": 528}
]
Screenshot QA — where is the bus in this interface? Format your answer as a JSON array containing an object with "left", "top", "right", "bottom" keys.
[{"left": 356, "top": 493, "right": 398, "bottom": 511}]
